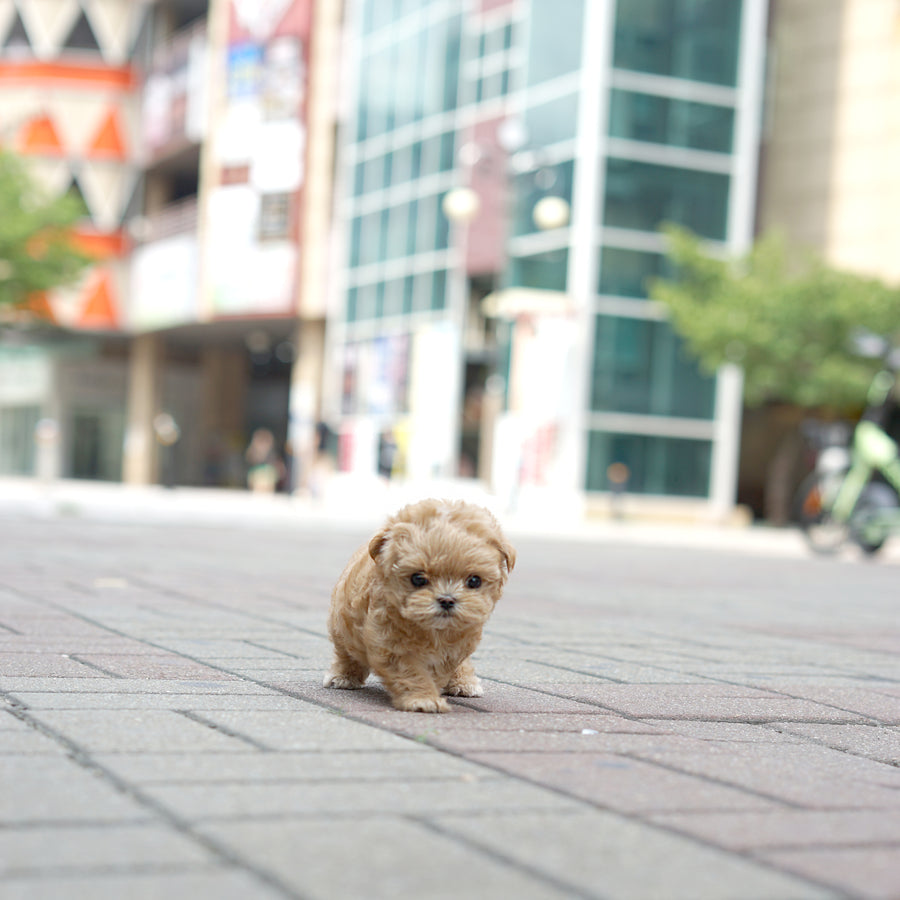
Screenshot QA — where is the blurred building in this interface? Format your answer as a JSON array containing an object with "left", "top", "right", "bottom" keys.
[
  {"left": 0, "top": 0, "right": 339, "bottom": 488},
  {"left": 0, "top": 0, "right": 148, "bottom": 480},
  {"left": 759, "top": 0, "right": 900, "bottom": 284},
  {"left": 326, "top": 0, "right": 768, "bottom": 519}
]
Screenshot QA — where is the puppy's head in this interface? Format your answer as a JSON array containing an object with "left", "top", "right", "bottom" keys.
[{"left": 368, "top": 499, "right": 516, "bottom": 632}]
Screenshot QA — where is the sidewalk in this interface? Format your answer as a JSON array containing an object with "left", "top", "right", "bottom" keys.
[
  {"left": 2, "top": 482, "right": 900, "bottom": 898},
  {"left": 0, "top": 474, "right": 852, "bottom": 560}
]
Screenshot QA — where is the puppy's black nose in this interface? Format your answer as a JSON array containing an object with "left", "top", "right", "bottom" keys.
[{"left": 438, "top": 597, "right": 456, "bottom": 611}]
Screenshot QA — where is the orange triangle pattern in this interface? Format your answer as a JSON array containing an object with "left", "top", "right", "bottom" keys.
[
  {"left": 24, "top": 291, "right": 57, "bottom": 323},
  {"left": 78, "top": 270, "right": 119, "bottom": 329},
  {"left": 17, "top": 114, "right": 65, "bottom": 155},
  {"left": 86, "top": 109, "right": 128, "bottom": 160}
]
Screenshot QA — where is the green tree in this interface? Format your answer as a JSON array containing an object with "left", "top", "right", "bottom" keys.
[
  {"left": 649, "top": 226, "right": 900, "bottom": 523},
  {"left": 0, "top": 148, "right": 92, "bottom": 314},
  {"left": 649, "top": 226, "right": 900, "bottom": 410}
]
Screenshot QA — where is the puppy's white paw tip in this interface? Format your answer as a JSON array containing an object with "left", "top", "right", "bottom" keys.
[{"left": 324, "top": 673, "right": 365, "bottom": 690}]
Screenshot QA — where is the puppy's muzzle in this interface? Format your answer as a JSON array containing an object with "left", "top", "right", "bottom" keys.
[{"left": 437, "top": 596, "right": 456, "bottom": 612}]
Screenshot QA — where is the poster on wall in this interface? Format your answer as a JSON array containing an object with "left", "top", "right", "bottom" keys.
[{"left": 208, "top": 0, "right": 311, "bottom": 316}]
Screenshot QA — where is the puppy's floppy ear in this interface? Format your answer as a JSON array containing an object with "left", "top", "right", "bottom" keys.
[
  {"left": 495, "top": 538, "right": 516, "bottom": 574},
  {"left": 368, "top": 522, "right": 414, "bottom": 568},
  {"left": 368, "top": 529, "right": 390, "bottom": 562}
]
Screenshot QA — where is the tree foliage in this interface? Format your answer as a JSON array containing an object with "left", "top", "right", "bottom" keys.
[
  {"left": 0, "top": 148, "right": 92, "bottom": 312},
  {"left": 649, "top": 226, "right": 900, "bottom": 410}
]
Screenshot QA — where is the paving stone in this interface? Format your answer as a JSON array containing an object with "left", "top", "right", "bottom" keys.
[
  {"left": 1, "top": 869, "right": 286, "bottom": 900},
  {"left": 648, "top": 809, "right": 900, "bottom": 851},
  {"left": 27, "top": 710, "right": 259, "bottom": 753},
  {"left": 6, "top": 691, "right": 312, "bottom": 711},
  {"left": 0, "top": 757, "right": 150, "bottom": 825},
  {"left": 93, "top": 749, "right": 493, "bottom": 785},
  {"left": 774, "top": 722, "right": 900, "bottom": 764},
  {"left": 199, "top": 817, "right": 576, "bottom": 900},
  {"left": 0, "top": 824, "right": 215, "bottom": 876},
  {"left": 761, "top": 846, "right": 900, "bottom": 900},
  {"left": 625, "top": 740, "right": 900, "bottom": 809},
  {"left": 69, "top": 654, "right": 232, "bottom": 680},
  {"left": 431, "top": 810, "right": 834, "bottom": 900},
  {"left": 761, "top": 686, "right": 900, "bottom": 724},
  {"left": 185, "top": 709, "right": 431, "bottom": 752},
  {"left": 144, "top": 775, "right": 579, "bottom": 821},
  {"left": 0, "top": 677, "right": 252, "bottom": 693},
  {"left": 467, "top": 751, "right": 780, "bottom": 813},
  {"left": 547, "top": 683, "right": 871, "bottom": 722}
]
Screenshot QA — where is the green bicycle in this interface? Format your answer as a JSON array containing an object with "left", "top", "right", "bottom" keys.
[{"left": 795, "top": 342, "right": 900, "bottom": 556}]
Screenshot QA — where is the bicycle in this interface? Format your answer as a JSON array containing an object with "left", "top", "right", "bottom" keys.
[{"left": 795, "top": 338, "right": 900, "bottom": 556}]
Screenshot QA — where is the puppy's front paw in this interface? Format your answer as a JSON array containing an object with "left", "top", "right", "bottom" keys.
[
  {"left": 323, "top": 672, "right": 366, "bottom": 690},
  {"left": 392, "top": 694, "right": 450, "bottom": 713},
  {"left": 444, "top": 676, "right": 483, "bottom": 698}
]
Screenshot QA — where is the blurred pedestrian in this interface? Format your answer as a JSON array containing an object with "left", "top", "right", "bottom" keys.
[{"left": 245, "top": 428, "right": 283, "bottom": 493}]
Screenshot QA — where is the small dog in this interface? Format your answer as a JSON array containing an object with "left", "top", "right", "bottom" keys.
[{"left": 323, "top": 498, "right": 516, "bottom": 712}]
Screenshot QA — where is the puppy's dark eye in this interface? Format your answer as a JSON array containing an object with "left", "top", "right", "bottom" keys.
[
  {"left": 466, "top": 575, "right": 482, "bottom": 589},
  {"left": 410, "top": 573, "right": 428, "bottom": 587}
]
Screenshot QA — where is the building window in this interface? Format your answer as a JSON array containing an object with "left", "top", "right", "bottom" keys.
[
  {"left": 609, "top": 89, "right": 735, "bottom": 154},
  {"left": 526, "top": 0, "right": 585, "bottom": 86},
  {"left": 586, "top": 431, "right": 712, "bottom": 496},
  {"left": 525, "top": 94, "right": 579, "bottom": 148},
  {"left": 508, "top": 249, "right": 569, "bottom": 291},
  {"left": 0, "top": 406, "right": 39, "bottom": 476},
  {"left": 590, "top": 315, "right": 715, "bottom": 418},
  {"left": 512, "top": 159, "right": 574, "bottom": 237},
  {"left": 604, "top": 157, "right": 729, "bottom": 240},
  {"left": 613, "top": 0, "right": 743, "bottom": 87},
  {"left": 258, "top": 194, "right": 291, "bottom": 240},
  {"left": 598, "top": 246, "right": 673, "bottom": 299}
]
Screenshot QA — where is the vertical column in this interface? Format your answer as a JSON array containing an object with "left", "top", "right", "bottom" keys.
[
  {"left": 711, "top": 0, "right": 769, "bottom": 518},
  {"left": 558, "top": 0, "right": 616, "bottom": 506},
  {"left": 289, "top": 318, "right": 326, "bottom": 492},
  {"left": 122, "top": 333, "right": 162, "bottom": 484}
]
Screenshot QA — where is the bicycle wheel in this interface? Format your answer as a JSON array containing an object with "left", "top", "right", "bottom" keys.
[
  {"left": 849, "top": 482, "right": 898, "bottom": 556},
  {"left": 794, "top": 471, "right": 849, "bottom": 555}
]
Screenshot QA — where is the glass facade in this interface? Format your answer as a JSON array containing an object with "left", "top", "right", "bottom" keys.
[
  {"left": 586, "top": 431, "right": 712, "bottom": 496},
  {"left": 604, "top": 158, "right": 730, "bottom": 241},
  {"left": 609, "top": 89, "right": 735, "bottom": 154},
  {"left": 613, "top": 0, "right": 743, "bottom": 87},
  {"left": 598, "top": 246, "right": 673, "bottom": 299},
  {"left": 590, "top": 315, "right": 715, "bottom": 419},
  {"left": 333, "top": 0, "right": 761, "bottom": 504}
]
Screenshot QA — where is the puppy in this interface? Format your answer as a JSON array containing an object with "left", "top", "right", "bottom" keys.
[{"left": 323, "top": 498, "right": 516, "bottom": 712}]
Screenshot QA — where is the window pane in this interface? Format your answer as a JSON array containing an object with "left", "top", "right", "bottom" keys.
[
  {"left": 346, "top": 286, "right": 359, "bottom": 321},
  {"left": 609, "top": 89, "right": 734, "bottom": 153},
  {"left": 359, "top": 212, "right": 381, "bottom": 265},
  {"left": 526, "top": 0, "right": 585, "bottom": 86},
  {"left": 508, "top": 248, "right": 569, "bottom": 291},
  {"left": 525, "top": 94, "right": 579, "bottom": 147},
  {"left": 598, "top": 246, "right": 674, "bottom": 299},
  {"left": 386, "top": 204, "right": 408, "bottom": 259},
  {"left": 512, "top": 159, "right": 574, "bottom": 236},
  {"left": 406, "top": 199, "right": 419, "bottom": 255},
  {"left": 590, "top": 315, "right": 715, "bottom": 418},
  {"left": 585, "top": 431, "right": 712, "bottom": 496},
  {"left": 443, "top": 17, "right": 461, "bottom": 111},
  {"left": 613, "top": 0, "right": 742, "bottom": 87},
  {"left": 350, "top": 216, "right": 362, "bottom": 266},
  {"left": 604, "top": 157, "right": 729, "bottom": 240},
  {"left": 383, "top": 279, "right": 403, "bottom": 317},
  {"left": 416, "top": 195, "right": 437, "bottom": 253},
  {"left": 439, "top": 131, "right": 456, "bottom": 171},
  {"left": 431, "top": 269, "right": 447, "bottom": 310}
]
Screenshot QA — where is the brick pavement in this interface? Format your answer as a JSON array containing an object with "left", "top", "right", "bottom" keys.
[{"left": 1, "top": 509, "right": 899, "bottom": 899}]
